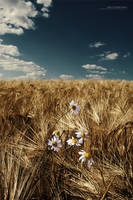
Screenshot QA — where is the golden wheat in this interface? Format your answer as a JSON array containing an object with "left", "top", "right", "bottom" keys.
[{"left": 0, "top": 80, "right": 133, "bottom": 200}]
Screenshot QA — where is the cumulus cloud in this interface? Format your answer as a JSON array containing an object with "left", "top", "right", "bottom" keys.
[
  {"left": 0, "top": 1, "right": 52, "bottom": 79},
  {"left": 81, "top": 64, "right": 107, "bottom": 71},
  {"left": 0, "top": 39, "right": 3, "bottom": 43},
  {"left": 85, "top": 74, "right": 103, "bottom": 80},
  {"left": 0, "top": 0, "right": 37, "bottom": 35},
  {"left": 36, "top": 0, "right": 52, "bottom": 17},
  {"left": 0, "top": 73, "right": 3, "bottom": 78},
  {"left": 12, "top": 71, "right": 46, "bottom": 80},
  {"left": 0, "top": 39, "right": 47, "bottom": 80},
  {"left": 88, "top": 70, "right": 108, "bottom": 74},
  {"left": 0, "top": 40, "right": 20, "bottom": 56},
  {"left": 59, "top": 74, "right": 74, "bottom": 80},
  {"left": 105, "top": 53, "right": 118, "bottom": 60},
  {"left": 98, "top": 52, "right": 119, "bottom": 61},
  {"left": 81, "top": 63, "right": 109, "bottom": 80},
  {"left": 89, "top": 42, "right": 105, "bottom": 48},
  {"left": 0, "top": 0, "right": 52, "bottom": 35}
]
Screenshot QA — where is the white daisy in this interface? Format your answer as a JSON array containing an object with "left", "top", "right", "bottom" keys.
[
  {"left": 66, "top": 136, "right": 82, "bottom": 146},
  {"left": 48, "top": 136, "right": 62, "bottom": 152},
  {"left": 79, "top": 150, "right": 94, "bottom": 168},
  {"left": 75, "top": 129, "right": 88, "bottom": 143},
  {"left": 87, "top": 158, "right": 94, "bottom": 168},
  {"left": 70, "top": 100, "right": 80, "bottom": 114},
  {"left": 52, "top": 129, "right": 60, "bottom": 137}
]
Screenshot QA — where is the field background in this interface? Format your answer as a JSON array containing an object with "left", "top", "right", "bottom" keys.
[{"left": 0, "top": 80, "right": 133, "bottom": 200}]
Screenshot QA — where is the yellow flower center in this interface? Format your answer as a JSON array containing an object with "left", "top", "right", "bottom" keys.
[
  {"left": 72, "top": 139, "right": 77, "bottom": 144},
  {"left": 72, "top": 105, "right": 76, "bottom": 111},
  {"left": 55, "top": 130, "right": 60, "bottom": 135},
  {"left": 81, "top": 132, "right": 85, "bottom": 137},
  {"left": 84, "top": 152, "right": 91, "bottom": 159},
  {"left": 52, "top": 141, "right": 57, "bottom": 147}
]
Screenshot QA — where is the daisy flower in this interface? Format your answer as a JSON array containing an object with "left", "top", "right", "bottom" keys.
[
  {"left": 79, "top": 150, "right": 94, "bottom": 168},
  {"left": 75, "top": 129, "right": 88, "bottom": 143},
  {"left": 87, "top": 158, "right": 94, "bottom": 168},
  {"left": 48, "top": 136, "right": 62, "bottom": 152},
  {"left": 52, "top": 129, "right": 60, "bottom": 137},
  {"left": 67, "top": 136, "right": 82, "bottom": 146},
  {"left": 70, "top": 100, "right": 80, "bottom": 114}
]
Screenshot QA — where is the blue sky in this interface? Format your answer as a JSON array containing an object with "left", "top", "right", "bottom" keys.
[{"left": 0, "top": 0, "right": 133, "bottom": 80}]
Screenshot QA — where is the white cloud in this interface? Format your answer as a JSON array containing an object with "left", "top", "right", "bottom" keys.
[
  {"left": 37, "top": 0, "right": 52, "bottom": 7},
  {"left": 0, "top": 0, "right": 37, "bottom": 35},
  {"left": 81, "top": 64, "right": 107, "bottom": 71},
  {"left": 89, "top": 42, "right": 105, "bottom": 48},
  {"left": 81, "top": 63, "right": 111, "bottom": 80},
  {"left": 123, "top": 52, "right": 130, "bottom": 58},
  {"left": 0, "top": 1, "right": 52, "bottom": 79},
  {"left": 36, "top": 0, "right": 52, "bottom": 17},
  {"left": 97, "top": 51, "right": 111, "bottom": 57},
  {"left": 88, "top": 70, "right": 108, "bottom": 74},
  {"left": 0, "top": 42, "right": 20, "bottom": 56},
  {"left": 99, "top": 71, "right": 108, "bottom": 74},
  {"left": 105, "top": 53, "right": 118, "bottom": 60},
  {"left": 0, "top": 23, "right": 24, "bottom": 35},
  {"left": 99, "top": 6, "right": 128, "bottom": 11},
  {"left": 0, "top": 39, "right": 47, "bottom": 80},
  {"left": 85, "top": 74, "right": 103, "bottom": 80},
  {"left": 59, "top": 74, "right": 74, "bottom": 80},
  {"left": 0, "top": 73, "right": 3, "bottom": 78},
  {"left": 0, "top": 0, "right": 52, "bottom": 35},
  {"left": 12, "top": 71, "right": 46, "bottom": 80},
  {"left": 98, "top": 52, "right": 119, "bottom": 61}
]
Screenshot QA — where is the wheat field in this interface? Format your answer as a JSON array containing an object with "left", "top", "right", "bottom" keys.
[{"left": 0, "top": 80, "right": 133, "bottom": 200}]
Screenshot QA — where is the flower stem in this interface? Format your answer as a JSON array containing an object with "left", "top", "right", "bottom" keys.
[{"left": 52, "top": 108, "right": 71, "bottom": 132}]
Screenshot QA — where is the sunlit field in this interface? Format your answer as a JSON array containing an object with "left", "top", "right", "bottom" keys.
[{"left": 0, "top": 80, "right": 133, "bottom": 200}]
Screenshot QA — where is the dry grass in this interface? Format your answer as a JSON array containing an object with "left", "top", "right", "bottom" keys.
[{"left": 0, "top": 80, "right": 133, "bottom": 200}]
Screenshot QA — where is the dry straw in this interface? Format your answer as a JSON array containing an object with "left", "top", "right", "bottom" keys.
[{"left": 0, "top": 80, "right": 133, "bottom": 199}]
